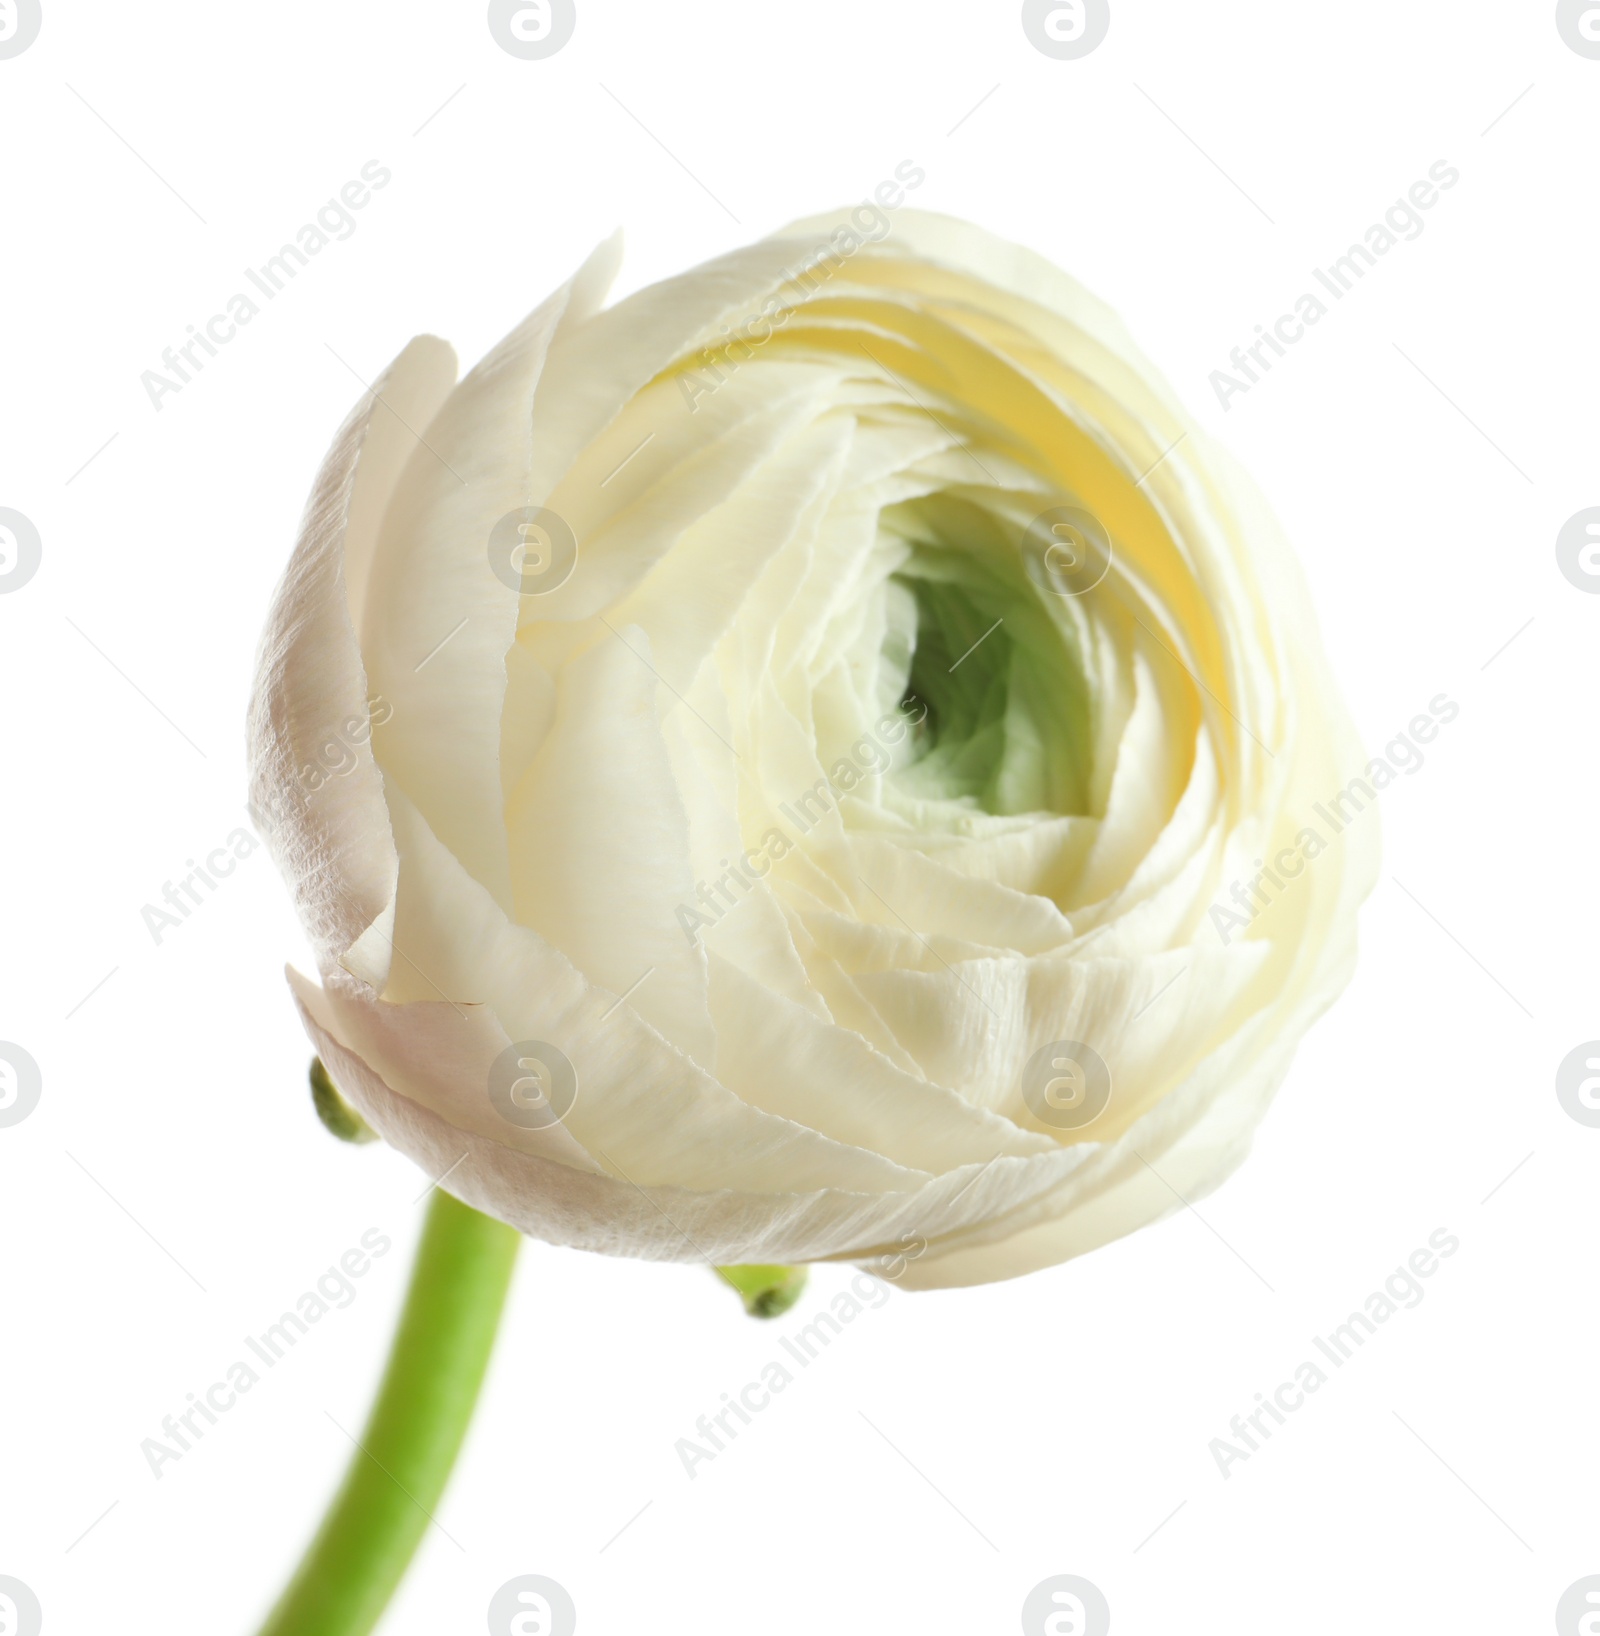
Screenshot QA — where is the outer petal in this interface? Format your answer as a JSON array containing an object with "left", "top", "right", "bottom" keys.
[
  {"left": 247, "top": 335, "right": 458, "bottom": 986},
  {"left": 293, "top": 969, "right": 1097, "bottom": 1266}
]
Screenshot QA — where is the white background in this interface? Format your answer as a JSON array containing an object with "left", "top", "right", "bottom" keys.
[{"left": 2, "top": 2, "right": 1597, "bottom": 1632}]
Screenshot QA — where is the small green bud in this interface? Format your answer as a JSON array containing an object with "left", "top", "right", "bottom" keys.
[
  {"left": 310, "top": 1057, "right": 378, "bottom": 1144},
  {"left": 715, "top": 1263, "right": 809, "bottom": 1319}
]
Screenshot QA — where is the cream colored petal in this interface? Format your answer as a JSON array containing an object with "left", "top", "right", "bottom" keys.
[
  {"left": 294, "top": 976, "right": 1093, "bottom": 1265},
  {"left": 888, "top": 1025, "right": 1294, "bottom": 1289},
  {"left": 290, "top": 965, "right": 599, "bottom": 1172},
  {"left": 362, "top": 239, "right": 623, "bottom": 911},
  {"left": 707, "top": 953, "right": 1054, "bottom": 1172},
  {"left": 377, "top": 778, "right": 931, "bottom": 1197},
  {"left": 247, "top": 335, "right": 458, "bottom": 985},
  {"left": 504, "top": 627, "right": 716, "bottom": 1066}
]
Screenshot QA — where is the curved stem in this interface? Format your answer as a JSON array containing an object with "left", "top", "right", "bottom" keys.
[{"left": 255, "top": 1190, "right": 520, "bottom": 1636}]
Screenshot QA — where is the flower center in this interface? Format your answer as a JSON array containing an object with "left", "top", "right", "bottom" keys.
[{"left": 879, "top": 492, "right": 1095, "bottom": 819}]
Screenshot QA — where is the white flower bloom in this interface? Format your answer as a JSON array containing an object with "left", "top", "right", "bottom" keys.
[{"left": 249, "top": 209, "right": 1376, "bottom": 1288}]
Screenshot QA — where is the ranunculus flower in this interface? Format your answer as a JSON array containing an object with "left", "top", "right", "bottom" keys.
[{"left": 249, "top": 207, "right": 1376, "bottom": 1289}]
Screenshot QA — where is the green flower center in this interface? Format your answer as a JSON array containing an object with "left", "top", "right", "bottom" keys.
[{"left": 881, "top": 492, "right": 1095, "bottom": 818}]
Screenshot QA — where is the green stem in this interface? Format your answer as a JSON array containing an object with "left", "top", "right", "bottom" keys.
[{"left": 255, "top": 1190, "right": 520, "bottom": 1636}]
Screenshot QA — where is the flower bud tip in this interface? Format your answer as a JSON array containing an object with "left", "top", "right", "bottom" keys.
[
  {"left": 310, "top": 1057, "right": 378, "bottom": 1144},
  {"left": 714, "top": 1263, "right": 809, "bottom": 1318}
]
